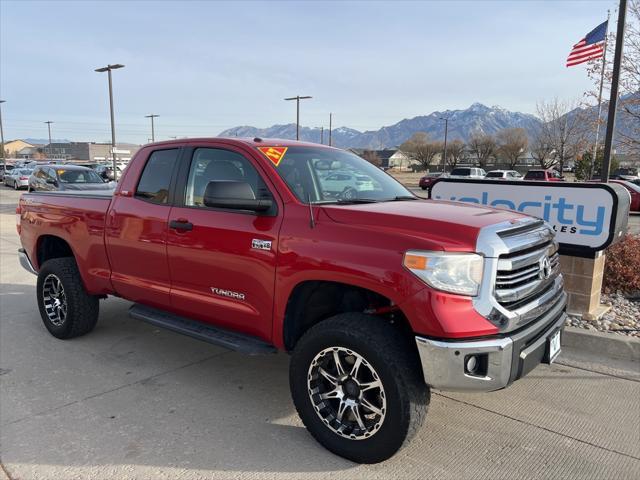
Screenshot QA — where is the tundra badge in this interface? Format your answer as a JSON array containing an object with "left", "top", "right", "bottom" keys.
[
  {"left": 252, "top": 239, "right": 272, "bottom": 251},
  {"left": 210, "top": 287, "right": 246, "bottom": 301}
]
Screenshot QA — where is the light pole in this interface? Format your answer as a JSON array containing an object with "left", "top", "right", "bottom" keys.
[
  {"left": 0, "top": 100, "right": 5, "bottom": 173},
  {"left": 44, "top": 121, "right": 54, "bottom": 158},
  {"left": 95, "top": 63, "right": 124, "bottom": 180},
  {"left": 329, "top": 112, "right": 333, "bottom": 146},
  {"left": 439, "top": 117, "right": 449, "bottom": 172},
  {"left": 145, "top": 114, "right": 159, "bottom": 142},
  {"left": 320, "top": 126, "right": 324, "bottom": 145},
  {"left": 284, "top": 95, "right": 312, "bottom": 140}
]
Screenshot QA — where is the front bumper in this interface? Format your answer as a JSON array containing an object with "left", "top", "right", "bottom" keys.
[{"left": 416, "top": 291, "right": 566, "bottom": 392}]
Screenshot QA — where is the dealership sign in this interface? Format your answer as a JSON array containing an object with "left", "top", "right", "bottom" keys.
[{"left": 430, "top": 179, "right": 630, "bottom": 256}]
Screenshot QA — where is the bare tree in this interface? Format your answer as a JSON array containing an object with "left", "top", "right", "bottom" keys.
[
  {"left": 361, "top": 150, "right": 381, "bottom": 167},
  {"left": 445, "top": 139, "right": 466, "bottom": 168},
  {"left": 536, "top": 99, "right": 588, "bottom": 173},
  {"left": 530, "top": 133, "right": 558, "bottom": 169},
  {"left": 399, "top": 132, "right": 443, "bottom": 170},
  {"left": 496, "top": 128, "right": 528, "bottom": 168},
  {"left": 586, "top": 0, "right": 640, "bottom": 155},
  {"left": 468, "top": 132, "right": 497, "bottom": 168}
]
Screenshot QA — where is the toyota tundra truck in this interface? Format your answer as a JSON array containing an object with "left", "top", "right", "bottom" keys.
[{"left": 17, "top": 138, "right": 566, "bottom": 463}]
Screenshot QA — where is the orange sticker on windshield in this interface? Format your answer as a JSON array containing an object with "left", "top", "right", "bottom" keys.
[{"left": 258, "top": 146, "right": 288, "bottom": 166}]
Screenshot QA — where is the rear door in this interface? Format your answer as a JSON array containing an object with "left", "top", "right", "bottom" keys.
[
  {"left": 166, "top": 144, "right": 282, "bottom": 341},
  {"left": 105, "top": 148, "right": 181, "bottom": 309}
]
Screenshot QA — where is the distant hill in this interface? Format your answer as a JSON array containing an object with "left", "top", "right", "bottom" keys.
[{"left": 219, "top": 103, "right": 542, "bottom": 149}]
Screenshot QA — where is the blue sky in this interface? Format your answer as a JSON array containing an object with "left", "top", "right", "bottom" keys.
[{"left": 1, "top": 0, "right": 615, "bottom": 144}]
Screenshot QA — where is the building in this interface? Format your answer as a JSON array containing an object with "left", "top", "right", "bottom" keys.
[
  {"left": 4, "top": 139, "right": 35, "bottom": 157},
  {"left": 15, "top": 141, "right": 141, "bottom": 163},
  {"left": 350, "top": 148, "right": 399, "bottom": 169}
]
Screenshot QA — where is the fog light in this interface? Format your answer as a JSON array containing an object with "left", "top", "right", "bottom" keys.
[{"left": 466, "top": 355, "right": 478, "bottom": 374}]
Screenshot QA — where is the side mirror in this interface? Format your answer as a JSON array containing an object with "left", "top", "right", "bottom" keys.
[
  {"left": 203, "top": 181, "right": 273, "bottom": 212},
  {"left": 46, "top": 178, "right": 56, "bottom": 185}
]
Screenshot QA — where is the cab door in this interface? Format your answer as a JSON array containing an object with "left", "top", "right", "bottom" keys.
[
  {"left": 166, "top": 145, "right": 282, "bottom": 342},
  {"left": 105, "top": 148, "right": 181, "bottom": 309}
]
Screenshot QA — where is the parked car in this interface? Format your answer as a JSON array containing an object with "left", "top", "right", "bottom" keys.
[
  {"left": 0, "top": 164, "right": 15, "bottom": 181},
  {"left": 612, "top": 167, "right": 639, "bottom": 181},
  {"left": 4, "top": 168, "right": 34, "bottom": 190},
  {"left": 418, "top": 171, "right": 447, "bottom": 190},
  {"left": 17, "top": 138, "right": 567, "bottom": 463},
  {"left": 485, "top": 170, "right": 523, "bottom": 180},
  {"left": 524, "top": 169, "right": 563, "bottom": 182},
  {"left": 319, "top": 171, "right": 376, "bottom": 199},
  {"left": 448, "top": 167, "right": 487, "bottom": 179},
  {"left": 94, "top": 164, "right": 123, "bottom": 181},
  {"left": 28, "top": 165, "right": 114, "bottom": 192},
  {"left": 588, "top": 179, "right": 640, "bottom": 212}
]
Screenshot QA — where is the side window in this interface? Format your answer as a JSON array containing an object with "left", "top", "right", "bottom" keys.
[
  {"left": 184, "top": 148, "right": 271, "bottom": 208},
  {"left": 136, "top": 149, "right": 179, "bottom": 204}
]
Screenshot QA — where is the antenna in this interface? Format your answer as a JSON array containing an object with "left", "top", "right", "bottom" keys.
[{"left": 308, "top": 193, "right": 315, "bottom": 229}]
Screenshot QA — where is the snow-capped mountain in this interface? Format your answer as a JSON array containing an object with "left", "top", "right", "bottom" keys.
[{"left": 218, "top": 103, "right": 542, "bottom": 148}]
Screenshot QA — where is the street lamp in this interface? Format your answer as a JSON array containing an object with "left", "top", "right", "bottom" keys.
[
  {"left": 439, "top": 117, "right": 449, "bottom": 172},
  {"left": 284, "top": 95, "right": 312, "bottom": 140},
  {"left": 145, "top": 114, "right": 159, "bottom": 142},
  {"left": 0, "top": 100, "right": 6, "bottom": 173},
  {"left": 95, "top": 63, "right": 125, "bottom": 180},
  {"left": 44, "top": 121, "right": 54, "bottom": 158}
]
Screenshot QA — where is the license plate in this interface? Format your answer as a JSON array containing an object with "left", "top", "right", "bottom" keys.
[{"left": 548, "top": 330, "right": 561, "bottom": 362}]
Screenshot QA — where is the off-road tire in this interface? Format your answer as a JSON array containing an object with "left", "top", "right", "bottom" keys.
[
  {"left": 290, "top": 313, "right": 429, "bottom": 463},
  {"left": 37, "top": 257, "right": 99, "bottom": 339}
]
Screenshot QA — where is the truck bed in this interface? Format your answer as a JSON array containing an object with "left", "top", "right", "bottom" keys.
[{"left": 19, "top": 190, "right": 115, "bottom": 295}]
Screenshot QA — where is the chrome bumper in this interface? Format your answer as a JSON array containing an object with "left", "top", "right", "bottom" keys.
[
  {"left": 416, "top": 292, "right": 566, "bottom": 392},
  {"left": 18, "top": 248, "right": 38, "bottom": 275}
]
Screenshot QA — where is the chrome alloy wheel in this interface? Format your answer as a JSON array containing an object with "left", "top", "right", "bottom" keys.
[
  {"left": 307, "top": 347, "right": 386, "bottom": 440},
  {"left": 42, "top": 274, "right": 67, "bottom": 326}
]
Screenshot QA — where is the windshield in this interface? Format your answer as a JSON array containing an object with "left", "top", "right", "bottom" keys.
[
  {"left": 18, "top": 169, "right": 33, "bottom": 175},
  {"left": 57, "top": 169, "right": 104, "bottom": 184},
  {"left": 269, "top": 146, "right": 412, "bottom": 203}
]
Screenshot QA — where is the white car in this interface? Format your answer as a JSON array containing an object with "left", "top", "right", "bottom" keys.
[
  {"left": 321, "top": 171, "right": 375, "bottom": 199},
  {"left": 448, "top": 167, "right": 487, "bottom": 179},
  {"left": 485, "top": 170, "right": 523, "bottom": 180},
  {"left": 4, "top": 168, "right": 34, "bottom": 190}
]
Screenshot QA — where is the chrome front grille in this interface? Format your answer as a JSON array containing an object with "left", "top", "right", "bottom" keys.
[{"left": 474, "top": 217, "right": 566, "bottom": 332}]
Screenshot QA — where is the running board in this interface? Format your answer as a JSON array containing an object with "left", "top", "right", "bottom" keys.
[{"left": 129, "top": 304, "right": 277, "bottom": 355}]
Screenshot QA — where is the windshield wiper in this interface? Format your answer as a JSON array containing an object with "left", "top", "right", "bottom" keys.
[
  {"left": 335, "top": 198, "right": 380, "bottom": 204},
  {"left": 386, "top": 195, "right": 418, "bottom": 201}
]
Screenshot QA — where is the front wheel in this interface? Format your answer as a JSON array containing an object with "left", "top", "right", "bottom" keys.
[{"left": 290, "top": 313, "right": 429, "bottom": 463}]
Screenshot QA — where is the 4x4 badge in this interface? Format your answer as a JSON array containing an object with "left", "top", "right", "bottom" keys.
[{"left": 252, "top": 239, "right": 272, "bottom": 251}]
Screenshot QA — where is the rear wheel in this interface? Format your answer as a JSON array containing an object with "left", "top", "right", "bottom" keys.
[
  {"left": 37, "top": 257, "right": 99, "bottom": 339},
  {"left": 290, "top": 313, "right": 429, "bottom": 463}
]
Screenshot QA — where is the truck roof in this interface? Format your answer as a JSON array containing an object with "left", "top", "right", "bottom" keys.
[{"left": 143, "top": 137, "right": 337, "bottom": 149}]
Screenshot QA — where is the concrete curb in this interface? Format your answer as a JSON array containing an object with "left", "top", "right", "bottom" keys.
[{"left": 562, "top": 326, "right": 640, "bottom": 362}]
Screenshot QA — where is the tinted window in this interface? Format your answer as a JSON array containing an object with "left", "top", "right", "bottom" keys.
[
  {"left": 57, "top": 169, "right": 103, "bottom": 183},
  {"left": 525, "top": 171, "right": 545, "bottom": 180},
  {"left": 136, "top": 149, "right": 179, "bottom": 204},
  {"left": 450, "top": 168, "right": 471, "bottom": 176},
  {"left": 486, "top": 172, "right": 504, "bottom": 178},
  {"left": 184, "top": 148, "right": 270, "bottom": 208}
]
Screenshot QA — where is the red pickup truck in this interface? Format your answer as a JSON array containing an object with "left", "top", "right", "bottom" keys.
[{"left": 17, "top": 138, "right": 566, "bottom": 463}]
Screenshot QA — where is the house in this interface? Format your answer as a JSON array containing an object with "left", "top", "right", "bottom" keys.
[{"left": 4, "top": 139, "right": 35, "bottom": 157}]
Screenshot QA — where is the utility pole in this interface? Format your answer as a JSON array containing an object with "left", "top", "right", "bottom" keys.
[
  {"left": 44, "top": 121, "right": 54, "bottom": 158},
  {"left": 439, "top": 117, "right": 449, "bottom": 172},
  {"left": 0, "top": 100, "right": 6, "bottom": 173},
  {"left": 320, "top": 127, "right": 324, "bottom": 145},
  {"left": 602, "top": 0, "right": 627, "bottom": 182},
  {"left": 95, "top": 64, "right": 125, "bottom": 180},
  {"left": 329, "top": 113, "right": 333, "bottom": 146},
  {"left": 284, "top": 95, "right": 312, "bottom": 140},
  {"left": 145, "top": 114, "right": 159, "bottom": 142}
]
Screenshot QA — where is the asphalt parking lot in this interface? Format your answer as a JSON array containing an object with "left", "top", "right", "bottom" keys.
[{"left": 1, "top": 187, "right": 639, "bottom": 480}]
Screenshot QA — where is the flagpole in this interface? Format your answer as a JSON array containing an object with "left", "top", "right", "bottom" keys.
[
  {"left": 601, "top": 0, "right": 628, "bottom": 183},
  {"left": 590, "top": 10, "right": 610, "bottom": 180}
]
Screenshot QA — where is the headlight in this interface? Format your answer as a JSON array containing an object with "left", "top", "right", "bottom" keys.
[{"left": 403, "top": 250, "right": 484, "bottom": 296}]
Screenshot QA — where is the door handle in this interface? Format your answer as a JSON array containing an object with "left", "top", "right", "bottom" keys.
[{"left": 169, "top": 219, "right": 193, "bottom": 231}]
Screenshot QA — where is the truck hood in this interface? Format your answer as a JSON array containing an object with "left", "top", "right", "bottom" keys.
[{"left": 321, "top": 199, "right": 528, "bottom": 252}]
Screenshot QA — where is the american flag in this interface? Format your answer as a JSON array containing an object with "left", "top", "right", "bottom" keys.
[{"left": 566, "top": 20, "right": 608, "bottom": 67}]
